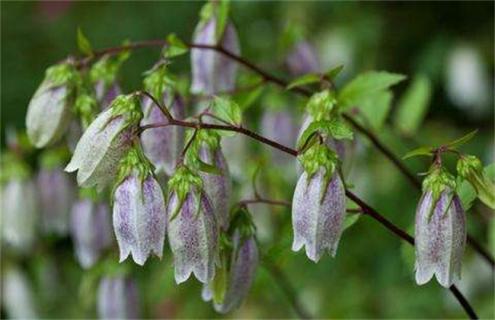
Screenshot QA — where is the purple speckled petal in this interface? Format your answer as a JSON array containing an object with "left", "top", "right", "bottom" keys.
[
  {"left": 191, "top": 19, "right": 240, "bottom": 95},
  {"left": 113, "top": 172, "right": 167, "bottom": 265},
  {"left": 65, "top": 108, "right": 134, "bottom": 189},
  {"left": 98, "top": 82, "right": 122, "bottom": 110},
  {"left": 415, "top": 190, "right": 466, "bottom": 288},
  {"left": 37, "top": 167, "right": 75, "bottom": 235},
  {"left": 261, "top": 110, "right": 297, "bottom": 165},
  {"left": 214, "top": 234, "right": 258, "bottom": 313},
  {"left": 286, "top": 41, "right": 320, "bottom": 76},
  {"left": 140, "top": 93, "right": 185, "bottom": 176},
  {"left": 70, "top": 200, "right": 112, "bottom": 269},
  {"left": 97, "top": 276, "right": 139, "bottom": 319},
  {"left": 198, "top": 145, "right": 231, "bottom": 230},
  {"left": 167, "top": 189, "right": 218, "bottom": 284},
  {"left": 292, "top": 169, "right": 346, "bottom": 262}
]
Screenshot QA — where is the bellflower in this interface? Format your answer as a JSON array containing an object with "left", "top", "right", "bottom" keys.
[
  {"left": 415, "top": 167, "right": 466, "bottom": 288},
  {"left": 3, "top": 267, "right": 38, "bottom": 319},
  {"left": 97, "top": 276, "right": 139, "bottom": 319},
  {"left": 113, "top": 147, "right": 167, "bottom": 265},
  {"left": 70, "top": 197, "right": 113, "bottom": 269},
  {"left": 26, "top": 63, "right": 78, "bottom": 148},
  {"left": 261, "top": 109, "right": 297, "bottom": 165},
  {"left": 292, "top": 143, "right": 346, "bottom": 262},
  {"left": 286, "top": 40, "right": 320, "bottom": 76},
  {"left": 167, "top": 166, "right": 219, "bottom": 284},
  {"left": 65, "top": 94, "right": 142, "bottom": 189},
  {"left": 190, "top": 4, "right": 240, "bottom": 95}
]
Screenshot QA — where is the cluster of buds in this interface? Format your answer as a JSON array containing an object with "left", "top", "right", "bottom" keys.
[{"left": 415, "top": 165, "right": 466, "bottom": 288}]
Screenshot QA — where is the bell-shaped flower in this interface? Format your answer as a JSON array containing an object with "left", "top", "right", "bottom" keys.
[
  {"left": 97, "top": 276, "right": 139, "bottom": 319},
  {"left": 70, "top": 196, "right": 113, "bottom": 268},
  {"left": 65, "top": 94, "right": 142, "bottom": 190},
  {"left": 261, "top": 109, "right": 297, "bottom": 165},
  {"left": 26, "top": 63, "right": 78, "bottom": 148},
  {"left": 292, "top": 144, "right": 346, "bottom": 262},
  {"left": 3, "top": 267, "right": 38, "bottom": 319},
  {"left": 140, "top": 87, "right": 185, "bottom": 176},
  {"left": 95, "top": 81, "right": 122, "bottom": 110},
  {"left": 1, "top": 177, "right": 38, "bottom": 253},
  {"left": 190, "top": 4, "right": 240, "bottom": 95},
  {"left": 112, "top": 147, "right": 167, "bottom": 265},
  {"left": 286, "top": 40, "right": 320, "bottom": 76},
  {"left": 166, "top": 166, "right": 219, "bottom": 284},
  {"left": 37, "top": 162, "right": 75, "bottom": 235},
  {"left": 415, "top": 167, "right": 466, "bottom": 288}
]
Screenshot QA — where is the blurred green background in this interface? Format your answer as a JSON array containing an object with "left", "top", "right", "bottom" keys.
[{"left": 1, "top": 1, "right": 494, "bottom": 319}]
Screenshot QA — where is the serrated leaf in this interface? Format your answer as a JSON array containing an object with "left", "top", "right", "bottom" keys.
[
  {"left": 394, "top": 75, "right": 432, "bottom": 135},
  {"left": 446, "top": 129, "right": 478, "bottom": 149},
  {"left": 326, "top": 65, "right": 344, "bottom": 80},
  {"left": 286, "top": 73, "right": 320, "bottom": 90},
  {"left": 338, "top": 71, "right": 406, "bottom": 109},
  {"left": 211, "top": 96, "right": 242, "bottom": 126},
  {"left": 403, "top": 146, "right": 434, "bottom": 160},
  {"left": 77, "top": 27, "right": 93, "bottom": 56},
  {"left": 297, "top": 119, "right": 353, "bottom": 149},
  {"left": 163, "top": 33, "right": 188, "bottom": 58}
]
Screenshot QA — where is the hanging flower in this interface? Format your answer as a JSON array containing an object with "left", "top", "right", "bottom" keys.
[
  {"left": 65, "top": 94, "right": 142, "bottom": 189},
  {"left": 286, "top": 40, "right": 320, "bottom": 76},
  {"left": 166, "top": 166, "right": 219, "bottom": 284},
  {"left": 415, "top": 167, "right": 466, "bottom": 288},
  {"left": 261, "top": 109, "right": 297, "bottom": 165},
  {"left": 112, "top": 147, "right": 167, "bottom": 265},
  {"left": 97, "top": 276, "right": 140, "bottom": 319}
]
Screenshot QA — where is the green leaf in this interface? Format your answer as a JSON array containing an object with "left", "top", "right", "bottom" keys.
[
  {"left": 343, "top": 212, "right": 360, "bottom": 231},
  {"left": 338, "top": 71, "right": 406, "bottom": 109},
  {"left": 394, "top": 75, "right": 432, "bottom": 135},
  {"left": 215, "top": 0, "right": 230, "bottom": 42},
  {"left": 286, "top": 73, "right": 320, "bottom": 90},
  {"left": 77, "top": 27, "right": 93, "bottom": 56},
  {"left": 355, "top": 90, "right": 393, "bottom": 130},
  {"left": 211, "top": 96, "right": 242, "bottom": 126},
  {"left": 403, "top": 146, "right": 434, "bottom": 160},
  {"left": 163, "top": 33, "right": 188, "bottom": 58},
  {"left": 297, "top": 119, "right": 353, "bottom": 149},
  {"left": 446, "top": 129, "right": 478, "bottom": 149},
  {"left": 457, "top": 178, "right": 477, "bottom": 211},
  {"left": 325, "top": 65, "right": 344, "bottom": 80}
]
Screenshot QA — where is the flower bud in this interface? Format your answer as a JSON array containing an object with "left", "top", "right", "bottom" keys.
[
  {"left": 196, "top": 131, "right": 231, "bottom": 230},
  {"left": 292, "top": 144, "right": 346, "bottom": 262},
  {"left": 70, "top": 198, "right": 113, "bottom": 268},
  {"left": 191, "top": 12, "right": 240, "bottom": 94},
  {"left": 167, "top": 167, "right": 218, "bottom": 284},
  {"left": 37, "top": 166, "right": 75, "bottom": 235},
  {"left": 286, "top": 40, "right": 320, "bottom": 76},
  {"left": 140, "top": 92, "right": 185, "bottom": 176},
  {"left": 65, "top": 94, "right": 142, "bottom": 189},
  {"left": 1, "top": 178, "right": 38, "bottom": 252},
  {"left": 3, "top": 266, "right": 38, "bottom": 318},
  {"left": 26, "top": 63, "right": 77, "bottom": 148},
  {"left": 457, "top": 155, "right": 495, "bottom": 209},
  {"left": 415, "top": 168, "right": 466, "bottom": 288},
  {"left": 261, "top": 109, "right": 297, "bottom": 165},
  {"left": 113, "top": 148, "right": 167, "bottom": 265},
  {"left": 97, "top": 276, "right": 139, "bottom": 319}
]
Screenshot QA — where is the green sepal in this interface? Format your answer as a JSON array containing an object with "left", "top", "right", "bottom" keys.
[
  {"left": 299, "top": 142, "right": 338, "bottom": 183},
  {"left": 114, "top": 145, "right": 154, "bottom": 190},
  {"left": 422, "top": 166, "right": 457, "bottom": 219},
  {"left": 45, "top": 62, "right": 79, "bottom": 88},
  {"left": 228, "top": 206, "right": 256, "bottom": 241},
  {"left": 306, "top": 90, "right": 337, "bottom": 121},
  {"left": 457, "top": 155, "right": 495, "bottom": 209},
  {"left": 326, "top": 65, "right": 344, "bottom": 80},
  {"left": 89, "top": 49, "right": 130, "bottom": 88},
  {"left": 77, "top": 27, "right": 93, "bottom": 56},
  {"left": 167, "top": 165, "right": 203, "bottom": 221},
  {"left": 297, "top": 118, "right": 353, "bottom": 150},
  {"left": 183, "top": 129, "right": 222, "bottom": 175},
  {"left": 163, "top": 34, "right": 188, "bottom": 58},
  {"left": 403, "top": 146, "right": 434, "bottom": 160},
  {"left": 109, "top": 94, "right": 143, "bottom": 127},
  {"left": 143, "top": 61, "right": 176, "bottom": 104}
]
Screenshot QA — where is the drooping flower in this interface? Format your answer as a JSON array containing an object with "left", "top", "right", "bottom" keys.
[
  {"left": 286, "top": 40, "right": 320, "bottom": 76},
  {"left": 292, "top": 143, "right": 346, "bottom": 262},
  {"left": 112, "top": 147, "right": 167, "bottom": 265},
  {"left": 1, "top": 177, "right": 38, "bottom": 253},
  {"left": 26, "top": 63, "right": 78, "bottom": 148},
  {"left": 95, "top": 81, "right": 122, "bottom": 110},
  {"left": 37, "top": 166, "right": 75, "bottom": 235},
  {"left": 70, "top": 196, "right": 113, "bottom": 269},
  {"left": 65, "top": 94, "right": 142, "bottom": 189},
  {"left": 140, "top": 84, "right": 185, "bottom": 176},
  {"left": 190, "top": 3, "right": 240, "bottom": 95},
  {"left": 415, "top": 167, "right": 466, "bottom": 288},
  {"left": 97, "top": 276, "right": 140, "bottom": 319},
  {"left": 167, "top": 166, "right": 218, "bottom": 284},
  {"left": 3, "top": 267, "right": 38, "bottom": 319},
  {"left": 261, "top": 109, "right": 297, "bottom": 165}
]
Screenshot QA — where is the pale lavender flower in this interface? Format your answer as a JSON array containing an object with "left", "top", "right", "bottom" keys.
[
  {"left": 65, "top": 95, "right": 141, "bottom": 189},
  {"left": 191, "top": 19, "right": 240, "bottom": 95},
  {"left": 1, "top": 178, "right": 38, "bottom": 252},
  {"left": 140, "top": 93, "right": 185, "bottom": 176},
  {"left": 286, "top": 40, "right": 320, "bottom": 76},
  {"left": 37, "top": 167, "right": 75, "bottom": 235},
  {"left": 292, "top": 168, "right": 346, "bottom": 262},
  {"left": 3, "top": 267, "right": 38, "bottom": 319},
  {"left": 95, "top": 81, "right": 122, "bottom": 110},
  {"left": 113, "top": 171, "right": 167, "bottom": 265},
  {"left": 261, "top": 109, "right": 297, "bottom": 165},
  {"left": 167, "top": 189, "right": 218, "bottom": 284},
  {"left": 198, "top": 144, "right": 231, "bottom": 230},
  {"left": 415, "top": 190, "right": 466, "bottom": 288},
  {"left": 97, "top": 276, "right": 139, "bottom": 319},
  {"left": 70, "top": 199, "right": 112, "bottom": 269}
]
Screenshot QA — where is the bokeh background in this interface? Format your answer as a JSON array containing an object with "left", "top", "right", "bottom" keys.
[{"left": 1, "top": 1, "right": 494, "bottom": 319}]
